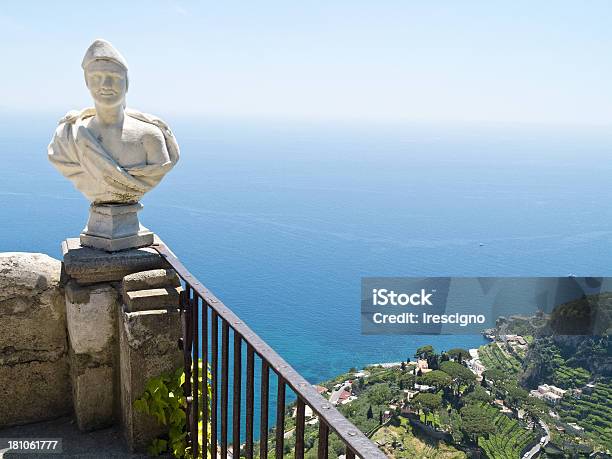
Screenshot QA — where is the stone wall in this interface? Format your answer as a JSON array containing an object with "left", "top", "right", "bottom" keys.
[
  {"left": 0, "top": 253, "right": 71, "bottom": 427},
  {"left": 0, "top": 245, "right": 183, "bottom": 454}
]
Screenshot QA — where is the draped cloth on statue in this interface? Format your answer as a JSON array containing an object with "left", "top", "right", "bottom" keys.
[{"left": 48, "top": 108, "right": 180, "bottom": 204}]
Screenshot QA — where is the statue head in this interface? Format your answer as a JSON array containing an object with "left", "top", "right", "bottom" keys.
[{"left": 82, "top": 39, "right": 129, "bottom": 108}]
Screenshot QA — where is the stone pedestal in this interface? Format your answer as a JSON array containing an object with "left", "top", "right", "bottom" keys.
[
  {"left": 81, "top": 203, "right": 154, "bottom": 252},
  {"left": 61, "top": 238, "right": 182, "bottom": 451},
  {"left": 62, "top": 236, "right": 168, "bottom": 284}
]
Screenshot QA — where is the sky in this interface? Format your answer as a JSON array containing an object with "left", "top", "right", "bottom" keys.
[{"left": 1, "top": 1, "right": 612, "bottom": 125}]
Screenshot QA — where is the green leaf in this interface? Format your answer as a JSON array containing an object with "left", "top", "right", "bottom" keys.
[{"left": 133, "top": 398, "right": 149, "bottom": 414}]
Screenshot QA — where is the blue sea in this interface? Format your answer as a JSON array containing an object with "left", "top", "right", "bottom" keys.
[{"left": 2, "top": 113, "right": 612, "bottom": 388}]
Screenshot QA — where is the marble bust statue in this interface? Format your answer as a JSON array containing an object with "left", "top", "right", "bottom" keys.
[{"left": 48, "top": 39, "right": 179, "bottom": 251}]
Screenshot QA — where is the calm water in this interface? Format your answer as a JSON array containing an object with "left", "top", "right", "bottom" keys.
[{"left": 2, "top": 114, "right": 612, "bottom": 386}]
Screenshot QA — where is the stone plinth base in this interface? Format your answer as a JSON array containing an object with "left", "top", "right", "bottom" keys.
[
  {"left": 81, "top": 203, "right": 154, "bottom": 252},
  {"left": 62, "top": 237, "right": 169, "bottom": 284}
]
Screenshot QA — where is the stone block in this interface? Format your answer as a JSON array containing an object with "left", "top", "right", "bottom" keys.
[
  {"left": 0, "top": 253, "right": 71, "bottom": 428},
  {"left": 72, "top": 365, "right": 114, "bottom": 431},
  {"left": 124, "top": 287, "right": 181, "bottom": 312},
  {"left": 0, "top": 253, "right": 66, "bottom": 354},
  {"left": 119, "top": 309, "right": 182, "bottom": 452},
  {"left": 122, "top": 268, "right": 180, "bottom": 293},
  {"left": 61, "top": 236, "right": 170, "bottom": 284},
  {"left": 65, "top": 281, "right": 118, "bottom": 431},
  {"left": 65, "top": 282, "right": 117, "bottom": 359},
  {"left": 0, "top": 360, "right": 71, "bottom": 428}
]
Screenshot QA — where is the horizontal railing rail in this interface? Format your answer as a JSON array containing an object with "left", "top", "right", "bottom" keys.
[{"left": 153, "top": 242, "right": 387, "bottom": 459}]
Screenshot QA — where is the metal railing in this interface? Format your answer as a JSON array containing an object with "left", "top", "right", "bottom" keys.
[{"left": 153, "top": 243, "right": 386, "bottom": 459}]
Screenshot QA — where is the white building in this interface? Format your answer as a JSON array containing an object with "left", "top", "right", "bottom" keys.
[
  {"left": 529, "top": 384, "right": 566, "bottom": 404},
  {"left": 414, "top": 383, "right": 433, "bottom": 392}
]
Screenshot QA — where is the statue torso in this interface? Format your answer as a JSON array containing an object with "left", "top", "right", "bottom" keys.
[{"left": 82, "top": 115, "right": 157, "bottom": 169}]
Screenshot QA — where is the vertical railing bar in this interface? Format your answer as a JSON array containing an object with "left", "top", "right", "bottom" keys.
[
  {"left": 210, "top": 310, "right": 218, "bottom": 459},
  {"left": 181, "top": 285, "right": 194, "bottom": 449},
  {"left": 317, "top": 422, "right": 329, "bottom": 459},
  {"left": 275, "top": 378, "right": 286, "bottom": 459},
  {"left": 202, "top": 297, "right": 209, "bottom": 458},
  {"left": 192, "top": 291, "right": 199, "bottom": 458},
  {"left": 232, "top": 333, "right": 242, "bottom": 458},
  {"left": 295, "top": 398, "right": 306, "bottom": 459},
  {"left": 245, "top": 346, "right": 255, "bottom": 459},
  {"left": 345, "top": 447, "right": 356, "bottom": 459},
  {"left": 220, "top": 320, "right": 229, "bottom": 458},
  {"left": 260, "top": 361, "right": 269, "bottom": 459}
]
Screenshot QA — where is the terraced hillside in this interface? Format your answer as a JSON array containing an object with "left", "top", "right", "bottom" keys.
[
  {"left": 558, "top": 380, "right": 612, "bottom": 451},
  {"left": 478, "top": 343, "right": 522, "bottom": 375},
  {"left": 477, "top": 404, "right": 536, "bottom": 459},
  {"left": 552, "top": 365, "right": 590, "bottom": 388}
]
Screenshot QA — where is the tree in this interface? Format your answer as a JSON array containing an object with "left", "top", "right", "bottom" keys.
[
  {"left": 400, "top": 361, "right": 406, "bottom": 371},
  {"left": 369, "top": 384, "right": 392, "bottom": 405},
  {"left": 378, "top": 411, "right": 383, "bottom": 425},
  {"left": 447, "top": 348, "right": 471, "bottom": 363},
  {"left": 440, "top": 361, "right": 476, "bottom": 395},
  {"left": 482, "top": 368, "right": 507, "bottom": 385},
  {"left": 367, "top": 405, "right": 373, "bottom": 419},
  {"left": 459, "top": 403, "right": 495, "bottom": 444},
  {"left": 412, "top": 393, "right": 442, "bottom": 425},
  {"left": 427, "top": 353, "right": 440, "bottom": 370},
  {"left": 463, "top": 385, "right": 492, "bottom": 405},
  {"left": 415, "top": 345, "right": 435, "bottom": 360},
  {"left": 506, "top": 385, "right": 529, "bottom": 409},
  {"left": 421, "top": 370, "right": 453, "bottom": 389}
]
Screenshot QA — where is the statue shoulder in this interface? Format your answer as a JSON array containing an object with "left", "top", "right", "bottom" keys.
[
  {"left": 125, "top": 109, "right": 176, "bottom": 138},
  {"left": 57, "top": 108, "right": 95, "bottom": 126},
  {"left": 125, "top": 115, "right": 165, "bottom": 138},
  {"left": 125, "top": 109, "right": 180, "bottom": 165}
]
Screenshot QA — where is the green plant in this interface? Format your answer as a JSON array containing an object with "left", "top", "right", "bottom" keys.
[{"left": 134, "top": 360, "right": 212, "bottom": 458}]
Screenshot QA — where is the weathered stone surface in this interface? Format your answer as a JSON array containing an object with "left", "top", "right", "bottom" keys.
[
  {"left": 122, "top": 269, "right": 180, "bottom": 293},
  {"left": 0, "top": 253, "right": 66, "bottom": 354},
  {"left": 119, "top": 309, "right": 182, "bottom": 452},
  {"left": 62, "top": 236, "right": 170, "bottom": 284},
  {"left": 0, "top": 360, "right": 71, "bottom": 428},
  {"left": 80, "top": 203, "right": 154, "bottom": 252},
  {"left": 65, "top": 281, "right": 118, "bottom": 431},
  {"left": 72, "top": 365, "right": 114, "bottom": 431},
  {"left": 124, "top": 287, "right": 181, "bottom": 313},
  {"left": 65, "top": 282, "right": 117, "bottom": 357},
  {"left": 0, "top": 252, "right": 71, "bottom": 427}
]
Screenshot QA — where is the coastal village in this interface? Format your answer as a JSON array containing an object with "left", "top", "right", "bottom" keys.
[{"left": 268, "top": 323, "right": 611, "bottom": 458}]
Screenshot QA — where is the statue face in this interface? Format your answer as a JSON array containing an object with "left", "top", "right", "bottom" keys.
[{"left": 84, "top": 60, "right": 127, "bottom": 108}]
